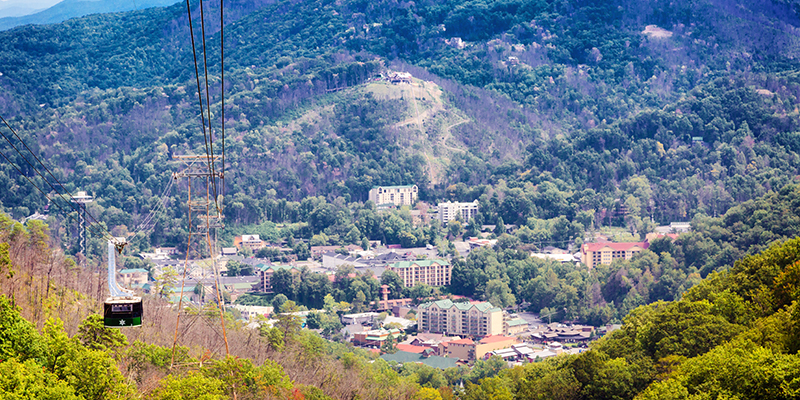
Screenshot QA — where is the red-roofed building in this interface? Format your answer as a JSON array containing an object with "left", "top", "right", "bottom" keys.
[
  {"left": 397, "top": 344, "right": 427, "bottom": 353},
  {"left": 581, "top": 241, "right": 649, "bottom": 268},
  {"left": 443, "top": 335, "right": 520, "bottom": 362}
]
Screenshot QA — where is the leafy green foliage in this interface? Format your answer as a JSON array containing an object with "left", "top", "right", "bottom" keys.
[
  {"left": 77, "top": 314, "right": 129, "bottom": 353},
  {"left": 0, "top": 295, "right": 46, "bottom": 363},
  {"left": 0, "top": 358, "right": 81, "bottom": 400}
]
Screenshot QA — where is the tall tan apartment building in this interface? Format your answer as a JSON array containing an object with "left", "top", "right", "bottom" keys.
[
  {"left": 581, "top": 242, "right": 649, "bottom": 268},
  {"left": 368, "top": 185, "right": 418, "bottom": 206},
  {"left": 386, "top": 260, "right": 451, "bottom": 288},
  {"left": 417, "top": 299, "right": 503, "bottom": 337},
  {"left": 256, "top": 264, "right": 299, "bottom": 293}
]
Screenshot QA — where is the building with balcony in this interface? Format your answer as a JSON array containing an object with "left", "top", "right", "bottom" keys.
[
  {"left": 256, "top": 264, "right": 300, "bottom": 293},
  {"left": 417, "top": 299, "right": 503, "bottom": 337},
  {"left": 581, "top": 241, "right": 649, "bottom": 268},
  {"left": 386, "top": 259, "right": 451, "bottom": 288},
  {"left": 235, "top": 235, "right": 266, "bottom": 251},
  {"left": 438, "top": 200, "right": 479, "bottom": 224},
  {"left": 368, "top": 185, "right": 418, "bottom": 207}
]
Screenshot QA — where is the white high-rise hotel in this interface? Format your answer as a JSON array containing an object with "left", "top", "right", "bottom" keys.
[{"left": 438, "top": 200, "right": 479, "bottom": 224}]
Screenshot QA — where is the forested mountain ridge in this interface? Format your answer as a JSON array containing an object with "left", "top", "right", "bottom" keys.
[
  {"left": 0, "top": 0, "right": 181, "bottom": 32},
  {"left": 0, "top": 0, "right": 798, "bottom": 255}
]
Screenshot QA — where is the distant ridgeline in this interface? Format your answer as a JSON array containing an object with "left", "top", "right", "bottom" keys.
[{"left": 0, "top": 0, "right": 797, "bottom": 261}]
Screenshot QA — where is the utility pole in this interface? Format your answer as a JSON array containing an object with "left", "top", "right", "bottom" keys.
[{"left": 71, "top": 191, "right": 93, "bottom": 266}]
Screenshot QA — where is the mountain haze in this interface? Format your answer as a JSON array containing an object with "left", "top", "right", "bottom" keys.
[
  {"left": 0, "top": 0, "right": 798, "bottom": 247},
  {"left": 0, "top": 0, "right": 180, "bottom": 31}
]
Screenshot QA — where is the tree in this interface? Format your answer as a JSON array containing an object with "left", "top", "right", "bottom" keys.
[
  {"left": 0, "top": 242, "right": 14, "bottom": 280},
  {"left": 76, "top": 314, "right": 128, "bottom": 354},
  {"left": 306, "top": 311, "right": 323, "bottom": 330},
  {"left": 153, "top": 266, "right": 178, "bottom": 299},
  {"left": 226, "top": 260, "right": 242, "bottom": 277},
  {"left": 468, "top": 356, "right": 507, "bottom": 383},
  {"left": 413, "top": 387, "right": 443, "bottom": 400},
  {"left": 0, "top": 295, "right": 45, "bottom": 362},
  {"left": 447, "top": 220, "right": 463, "bottom": 239},
  {"left": 352, "top": 290, "right": 367, "bottom": 312},
  {"left": 272, "top": 294, "right": 288, "bottom": 310},
  {"left": 494, "top": 217, "right": 506, "bottom": 236},
  {"left": 410, "top": 283, "right": 434, "bottom": 304},
  {"left": 294, "top": 242, "right": 310, "bottom": 261},
  {"left": 150, "top": 372, "right": 225, "bottom": 400},
  {"left": 381, "top": 334, "right": 398, "bottom": 354},
  {"left": 484, "top": 279, "right": 516, "bottom": 308},
  {"left": 381, "top": 270, "right": 405, "bottom": 299}
]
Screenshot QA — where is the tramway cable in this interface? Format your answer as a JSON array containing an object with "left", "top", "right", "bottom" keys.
[
  {"left": 198, "top": 0, "right": 221, "bottom": 213},
  {"left": 0, "top": 146, "right": 111, "bottom": 241},
  {"left": 171, "top": 0, "right": 230, "bottom": 365},
  {"left": 0, "top": 118, "right": 115, "bottom": 241}
]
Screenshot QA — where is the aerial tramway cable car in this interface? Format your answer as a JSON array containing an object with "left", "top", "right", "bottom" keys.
[{"left": 103, "top": 238, "right": 143, "bottom": 328}]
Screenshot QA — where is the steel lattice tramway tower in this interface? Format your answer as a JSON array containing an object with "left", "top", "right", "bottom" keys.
[
  {"left": 71, "top": 191, "right": 94, "bottom": 265},
  {"left": 171, "top": 154, "right": 230, "bottom": 358}
]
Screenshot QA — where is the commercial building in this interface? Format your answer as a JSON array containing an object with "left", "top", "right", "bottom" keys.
[
  {"left": 386, "top": 259, "right": 452, "bottom": 288},
  {"left": 352, "top": 328, "right": 403, "bottom": 347},
  {"left": 580, "top": 241, "right": 649, "bottom": 268},
  {"left": 235, "top": 235, "right": 266, "bottom": 251},
  {"left": 438, "top": 200, "right": 479, "bottom": 224},
  {"left": 119, "top": 268, "right": 148, "bottom": 287},
  {"left": 417, "top": 299, "right": 503, "bottom": 337},
  {"left": 444, "top": 335, "right": 520, "bottom": 361},
  {"left": 368, "top": 185, "right": 418, "bottom": 207}
]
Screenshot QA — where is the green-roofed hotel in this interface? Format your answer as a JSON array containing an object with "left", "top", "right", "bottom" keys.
[{"left": 417, "top": 299, "right": 504, "bottom": 337}]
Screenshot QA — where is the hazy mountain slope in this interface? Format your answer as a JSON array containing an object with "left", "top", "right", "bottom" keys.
[
  {"left": 0, "top": 0, "right": 798, "bottom": 245},
  {"left": 0, "top": 0, "right": 181, "bottom": 31}
]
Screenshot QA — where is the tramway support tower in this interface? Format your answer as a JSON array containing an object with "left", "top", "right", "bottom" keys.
[
  {"left": 71, "top": 191, "right": 93, "bottom": 265},
  {"left": 171, "top": 154, "right": 229, "bottom": 356},
  {"left": 172, "top": 154, "right": 224, "bottom": 238}
]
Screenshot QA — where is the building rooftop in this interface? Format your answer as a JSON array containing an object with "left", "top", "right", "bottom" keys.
[
  {"left": 372, "top": 185, "right": 417, "bottom": 189},
  {"left": 390, "top": 259, "right": 450, "bottom": 269},
  {"left": 447, "top": 338, "right": 474, "bottom": 345},
  {"left": 480, "top": 335, "right": 516, "bottom": 344},
  {"left": 582, "top": 242, "right": 649, "bottom": 252},
  {"left": 396, "top": 344, "right": 427, "bottom": 353},
  {"left": 418, "top": 299, "right": 501, "bottom": 313},
  {"left": 119, "top": 268, "right": 148, "bottom": 274},
  {"left": 256, "top": 264, "right": 300, "bottom": 272},
  {"left": 380, "top": 351, "right": 458, "bottom": 369}
]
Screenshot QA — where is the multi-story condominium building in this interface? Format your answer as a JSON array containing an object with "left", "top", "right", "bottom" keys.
[
  {"left": 438, "top": 200, "right": 480, "bottom": 224},
  {"left": 417, "top": 299, "right": 503, "bottom": 337},
  {"left": 256, "top": 264, "right": 299, "bottom": 293},
  {"left": 235, "top": 234, "right": 266, "bottom": 251},
  {"left": 368, "top": 185, "right": 418, "bottom": 206},
  {"left": 581, "top": 241, "right": 649, "bottom": 268},
  {"left": 386, "top": 260, "right": 452, "bottom": 287}
]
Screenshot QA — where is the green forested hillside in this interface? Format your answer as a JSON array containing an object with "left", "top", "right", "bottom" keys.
[{"left": 0, "top": 0, "right": 798, "bottom": 258}]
